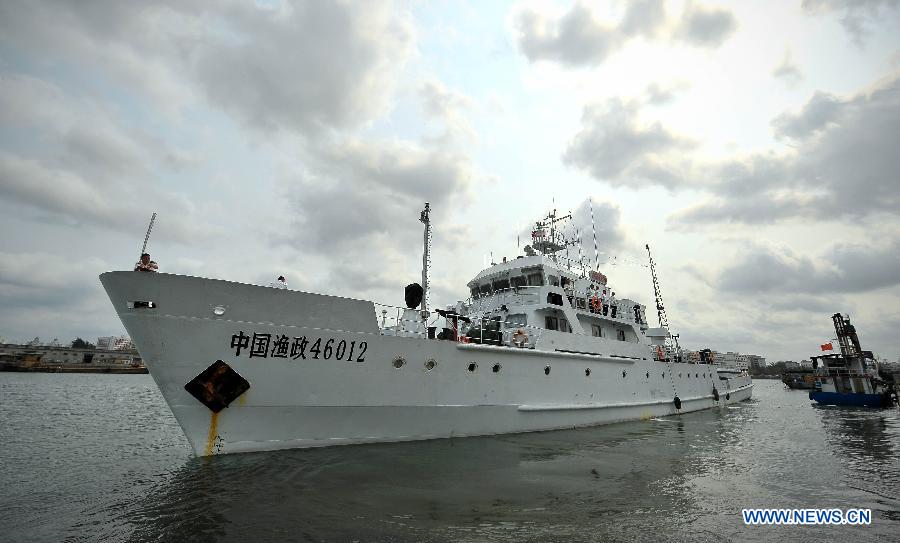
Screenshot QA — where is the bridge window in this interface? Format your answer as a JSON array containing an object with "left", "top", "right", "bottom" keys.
[
  {"left": 616, "top": 329, "right": 626, "bottom": 341},
  {"left": 545, "top": 316, "right": 559, "bottom": 330},
  {"left": 575, "top": 297, "right": 586, "bottom": 309},
  {"left": 479, "top": 284, "right": 492, "bottom": 296},
  {"left": 492, "top": 279, "right": 510, "bottom": 291},
  {"left": 559, "top": 318, "right": 571, "bottom": 333},
  {"left": 511, "top": 276, "right": 527, "bottom": 288},
  {"left": 546, "top": 292, "right": 564, "bottom": 306},
  {"left": 548, "top": 275, "right": 560, "bottom": 287},
  {"left": 591, "top": 324, "right": 603, "bottom": 337},
  {"left": 527, "top": 273, "right": 544, "bottom": 286},
  {"left": 470, "top": 287, "right": 479, "bottom": 298}
]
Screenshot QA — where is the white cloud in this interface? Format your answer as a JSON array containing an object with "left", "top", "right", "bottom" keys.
[
  {"left": 514, "top": 2, "right": 625, "bottom": 67},
  {"left": 0, "top": 73, "right": 225, "bottom": 245},
  {"left": 1, "top": 1, "right": 899, "bottom": 363},
  {"left": 772, "top": 49, "right": 804, "bottom": 87},
  {"left": 674, "top": 1, "right": 738, "bottom": 48},
  {"left": 420, "top": 81, "right": 476, "bottom": 144},
  {"left": 0, "top": 251, "right": 123, "bottom": 342},
  {"left": 194, "top": 1, "right": 413, "bottom": 134},
  {"left": 513, "top": 1, "right": 736, "bottom": 67},
  {"left": 802, "top": 0, "right": 900, "bottom": 44},
  {"left": 563, "top": 98, "right": 695, "bottom": 189},
  {"left": 672, "top": 72, "right": 900, "bottom": 226}
]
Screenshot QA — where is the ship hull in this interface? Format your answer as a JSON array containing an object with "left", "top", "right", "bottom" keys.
[
  {"left": 782, "top": 373, "right": 816, "bottom": 390},
  {"left": 809, "top": 391, "right": 893, "bottom": 408},
  {"left": 101, "top": 271, "right": 753, "bottom": 456}
]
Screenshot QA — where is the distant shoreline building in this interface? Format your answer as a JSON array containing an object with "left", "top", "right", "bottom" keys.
[
  {"left": 684, "top": 349, "right": 765, "bottom": 371},
  {"left": 1, "top": 333, "right": 140, "bottom": 368},
  {"left": 0, "top": 342, "right": 143, "bottom": 369},
  {"left": 96, "top": 335, "right": 134, "bottom": 351}
]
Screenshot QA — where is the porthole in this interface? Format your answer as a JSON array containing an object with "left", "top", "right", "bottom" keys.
[
  {"left": 425, "top": 359, "right": 436, "bottom": 371},
  {"left": 468, "top": 362, "right": 477, "bottom": 372},
  {"left": 645, "top": 371, "right": 650, "bottom": 379},
  {"left": 662, "top": 372, "right": 665, "bottom": 378},
  {"left": 585, "top": 368, "right": 591, "bottom": 377},
  {"left": 492, "top": 363, "right": 501, "bottom": 373},
  {"left": 622, "top": 370, "right": 627, "bottom": 378},
  {"left": 679, "top": 373, "right": 682, "bottom": 378},
  {"left": 695, "top": 373, "right": 699, "bottom": 378},
  {"left": 392, "top": 357, "right": 406, "bottom": 369},
  {"left": 544, "top": 365, "right": 551, "bottom": 375}
]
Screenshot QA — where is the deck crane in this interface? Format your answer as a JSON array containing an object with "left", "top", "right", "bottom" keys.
[{"left": 646, "top": 244, "right": 679, "bottom": 351}]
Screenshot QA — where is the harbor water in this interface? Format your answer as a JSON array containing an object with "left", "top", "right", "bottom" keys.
[{"left": 1, "top": 374, "right": 898, "bottom": 542}]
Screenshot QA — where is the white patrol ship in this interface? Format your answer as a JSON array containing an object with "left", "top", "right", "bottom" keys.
[{"left": 100, "top": 204, "right": 752, "bottom": 456}]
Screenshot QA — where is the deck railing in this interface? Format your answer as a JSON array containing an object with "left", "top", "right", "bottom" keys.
[
  {"left": 373, "top": 303, "right": 439, "bottom": 335},
  {"left": 373, "top": 300, "right": 545, "bottom": 349},
  {"left": 815, "top": 368, "right": 875, "bottom": 379}
]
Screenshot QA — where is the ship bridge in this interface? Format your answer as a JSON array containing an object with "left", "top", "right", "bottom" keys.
[{"left": 456, "top": 253, "right": 649, "bottom": 353}]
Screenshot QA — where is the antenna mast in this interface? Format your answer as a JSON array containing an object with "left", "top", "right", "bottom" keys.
[
  {"left": 419, "top": 203, "right": 432, "bottom": 314},
  {"left": 141, "top": 212, "right": 157, "bottom": 255},
  {"left": 531, "top": 208, "right": 574, "bottom": 261},
  {"left": 646, "top": 244, "right": 669, "bottom": 330}
]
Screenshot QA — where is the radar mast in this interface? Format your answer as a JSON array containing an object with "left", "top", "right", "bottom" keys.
[
  {"left": 530, "top": 209, "right": 577, "bottom": 261},
  {"left": 419, "top": 203, "right": 432, "bottom": 314}
]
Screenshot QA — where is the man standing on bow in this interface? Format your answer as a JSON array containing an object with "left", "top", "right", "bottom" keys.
[{"left": 134, "top": 253, "right": 158, "bottom": 272}]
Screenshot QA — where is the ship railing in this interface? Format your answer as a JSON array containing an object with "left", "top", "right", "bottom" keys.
[
  {"left": 816, "top": 368, "right": 875, "bottom": 379},
  {"left": 649, "top": 345, "right": 697, "bottom": 364},
  {"left": 461, "top": 319, "right": 544, "bottom": 349},
  {"left": 372, "top": 301, "right": 545, "bottom": 348},
  {"left": 373, "top": 303, "right": 442, "bottom": 337}
]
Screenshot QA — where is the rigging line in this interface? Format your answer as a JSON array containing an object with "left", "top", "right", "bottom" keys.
[
  {"left": 589, "top": 197, "right": 599, "bottom": 271},
  {"left": 597, "top": 253, "right": 650, "bottom": 268},
  {"left": 516, "top": 221, "right": 520, "bottom": 251},
  {"left": 576, "top": 228, "right": 585, "bottom": 274},
  {"left": 140, "top": 212, "right": 157, "bottom": 255}
]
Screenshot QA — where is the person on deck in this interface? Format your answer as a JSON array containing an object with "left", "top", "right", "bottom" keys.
[
  {"left": 268, "top": 275, "right": 287, "bottom": 289},
  {"left": 134, "top": 253, "right": 158, "bottom": 272}
]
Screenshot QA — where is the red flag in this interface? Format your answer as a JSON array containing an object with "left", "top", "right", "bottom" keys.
[{"left": 820, "top": 342, "right": 833, "bottom": 351}]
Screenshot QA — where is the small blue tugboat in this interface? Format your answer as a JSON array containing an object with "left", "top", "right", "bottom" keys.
[{"left": 809, "top": 313, "right": 897, "bottom": 408}]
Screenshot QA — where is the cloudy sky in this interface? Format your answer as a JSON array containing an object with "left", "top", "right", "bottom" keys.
[{"left": 1, "top": 0, "right": 899, "bottom": 362}]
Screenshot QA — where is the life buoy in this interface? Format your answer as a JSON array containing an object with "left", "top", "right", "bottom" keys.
[
  {"left": 590, "top": 296, "right": 602, "bottom": 311},
  {"left": 512, "top": 329, "right": 528, "bottom": 347},
  {"left": 656, "top": 346, "right": 665, "bottom": 360}
]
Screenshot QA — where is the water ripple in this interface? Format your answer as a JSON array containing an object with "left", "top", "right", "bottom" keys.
[{"left": 2, "top": 375, "right": 899, "bottom": 542}]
